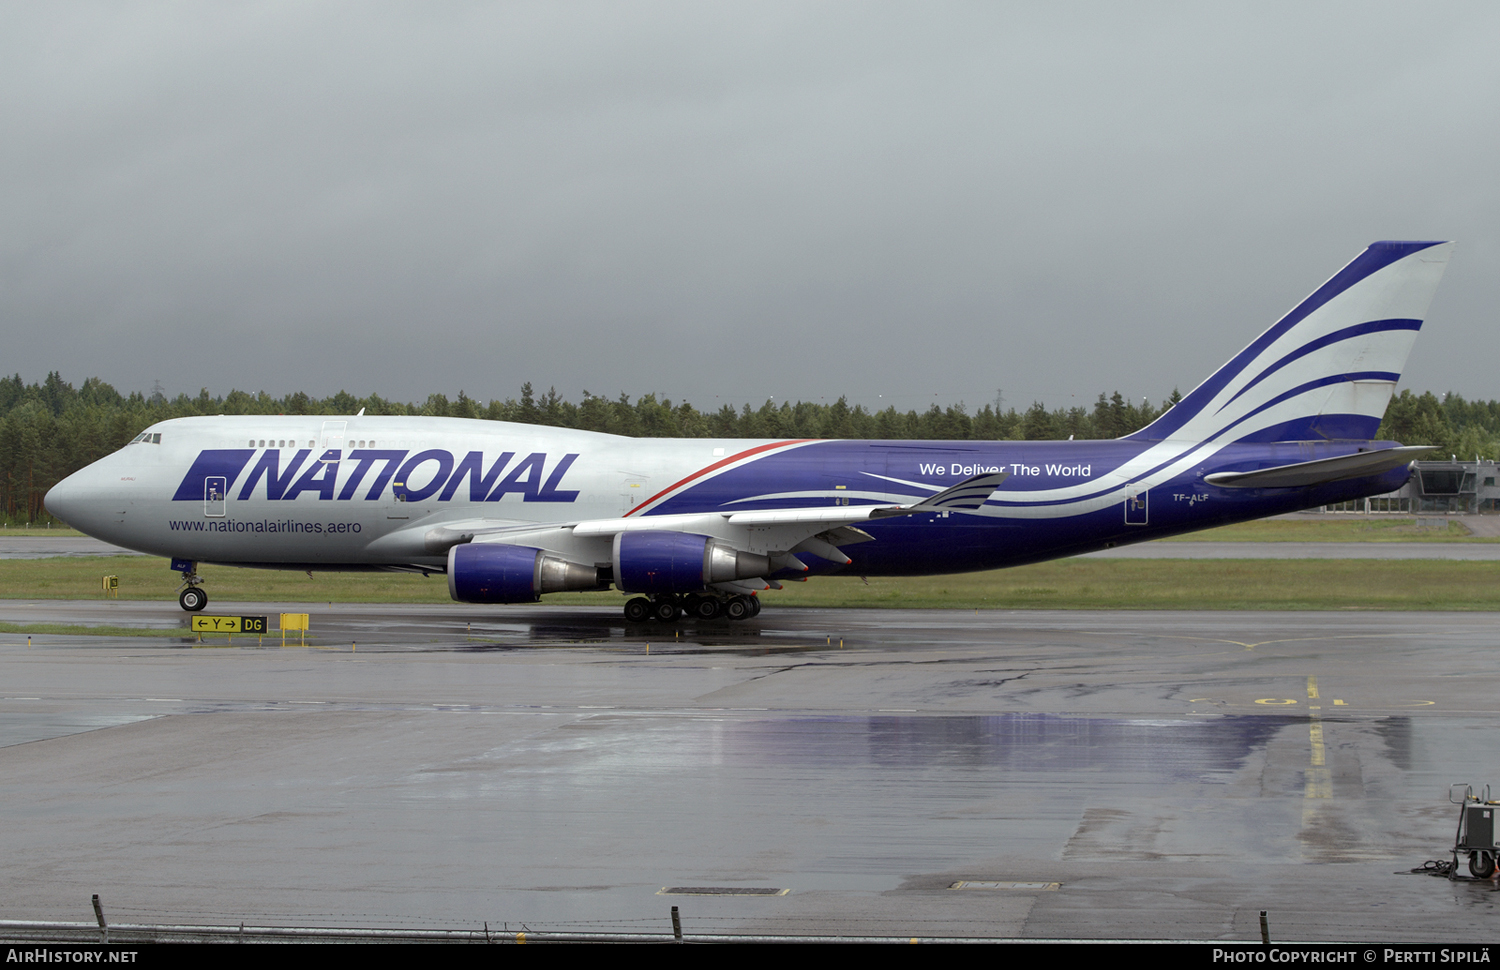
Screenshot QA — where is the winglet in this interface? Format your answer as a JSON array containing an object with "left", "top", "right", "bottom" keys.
[{"left": 869, "top": 471, "right": 1009, "bottom": 518}]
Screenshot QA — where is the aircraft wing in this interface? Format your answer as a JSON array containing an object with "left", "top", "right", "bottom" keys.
[{"left": 421, "top": 471, "right": 1010, "bottom": 570}]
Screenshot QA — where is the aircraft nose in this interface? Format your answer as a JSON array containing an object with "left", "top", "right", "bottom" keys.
[
  {"left": 45, "top": 465, "right": 118, "bottom": 534},
  {"left": 44, "top": 471, "right": 86, "bottom": 527}
]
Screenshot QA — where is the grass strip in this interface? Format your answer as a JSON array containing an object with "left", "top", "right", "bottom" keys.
[
  {"left": 0, "top": 519, "right": 1492, "bottom": 544},
  {"left": 1161, "top": 518, "right": 1491, "bottom": 542},
  {"left": 0, "top": 528, "right": 86, "bottom": 538},
  {"left": 3, "top": 554, "right": 1499, "bottom": 611}
]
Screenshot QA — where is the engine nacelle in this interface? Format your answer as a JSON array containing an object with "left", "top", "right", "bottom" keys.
[
  {"left": 447, "top": 543, "right": 603, "bottom": 603},
  {"left": 612, "top": 531, "right": 771, "bottom": 594}
]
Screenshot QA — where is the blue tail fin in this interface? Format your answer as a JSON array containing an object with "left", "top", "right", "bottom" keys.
[{"left": 1127, "top": 241, "right": 1453, "bottom": 443}]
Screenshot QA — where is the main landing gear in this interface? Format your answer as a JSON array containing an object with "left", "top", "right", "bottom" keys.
[
  {"left": 173, "top": 559, "right": 208, "bottom": 612},
  {"left": 623, "top": 593, "right": 761, "bottom": 624}
]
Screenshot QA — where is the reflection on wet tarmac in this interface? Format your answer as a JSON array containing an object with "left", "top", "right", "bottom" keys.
[
  {"left": 791, "top": 714, "right": 1295, "bottom": 777},
  {"left": 1, "top": 603, "right": 1497, "bottom": 940}
]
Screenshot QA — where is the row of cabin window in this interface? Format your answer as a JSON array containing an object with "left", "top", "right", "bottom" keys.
[{"left": 246, "top": 440, "right": 378, "bottom": 448}]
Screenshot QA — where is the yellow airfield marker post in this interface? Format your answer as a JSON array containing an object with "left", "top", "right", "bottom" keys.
[{"left": 280, "top": 613, "right": 310, "bottom": 646}]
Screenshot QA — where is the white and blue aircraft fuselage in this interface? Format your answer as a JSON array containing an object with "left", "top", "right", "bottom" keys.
[{"left": 45, "top": 241, "right": 1453, "bottom": 621}]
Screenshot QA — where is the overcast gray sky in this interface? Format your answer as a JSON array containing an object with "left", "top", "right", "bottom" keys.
[{"left": 3, "top": 2, "right": 1497, "bottom": 414}]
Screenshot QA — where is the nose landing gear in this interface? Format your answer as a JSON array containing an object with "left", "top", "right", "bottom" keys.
[{"left": 172, "top": 558, "right": 208, "bottom": 612}]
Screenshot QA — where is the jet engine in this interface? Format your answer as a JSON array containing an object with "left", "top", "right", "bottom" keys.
[
  {"left": 612, "top": 531, "right": 771, "bottom": 595},
  {"left": 447, "top": 543, "right": 604, "bottom": 603}
]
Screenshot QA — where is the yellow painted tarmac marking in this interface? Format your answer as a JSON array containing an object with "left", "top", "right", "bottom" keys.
[{"left": 1305, "top": 675, "right": 1329, "bottom": 798}]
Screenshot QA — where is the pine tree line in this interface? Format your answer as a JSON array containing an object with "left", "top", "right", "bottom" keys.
[{"left": 2, "top": 373, "right": 1492, "bottom": 525}]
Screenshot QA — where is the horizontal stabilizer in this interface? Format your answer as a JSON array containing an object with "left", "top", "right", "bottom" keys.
[{"left": 1204, "top": 446, "right": 1434, "bottom": 489}]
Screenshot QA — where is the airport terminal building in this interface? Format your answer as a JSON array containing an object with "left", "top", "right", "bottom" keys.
[{"left": 1323, "top": 459, "right": 1500, "bottom": 514}]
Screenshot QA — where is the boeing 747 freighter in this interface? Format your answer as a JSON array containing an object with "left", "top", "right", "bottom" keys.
[{"left": 45, "top": 241, "right": 1453, "bottom": 622}]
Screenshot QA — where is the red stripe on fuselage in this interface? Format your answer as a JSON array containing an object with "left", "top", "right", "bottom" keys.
[{"left": 623, "top": 439, "right": 816, "bottom": 517}]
